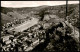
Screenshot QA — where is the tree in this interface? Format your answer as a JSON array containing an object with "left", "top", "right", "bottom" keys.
[{"left": 35, "top": 8, "right": 51, "bottom": 21}]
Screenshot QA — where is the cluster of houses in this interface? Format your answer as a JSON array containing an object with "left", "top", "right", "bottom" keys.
[{"left": 1, "top": 17, "right": 46, "bottom": 51}]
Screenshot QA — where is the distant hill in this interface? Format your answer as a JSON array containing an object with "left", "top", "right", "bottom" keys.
[
  {"left": 1, "top": 4, "right": 79, "bottom": 27},
  {"left": 1, "top": 4, "right": 78, "bottom": 15},
  {"left": 1, "top": 7, "right": 14, "bottom": 14}
]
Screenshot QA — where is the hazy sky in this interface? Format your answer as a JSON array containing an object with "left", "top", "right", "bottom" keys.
[{"left": 1, "top": 1, "right": 79, "bottom": 8}]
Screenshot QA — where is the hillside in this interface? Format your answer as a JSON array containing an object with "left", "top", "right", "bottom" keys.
[
  {"left": 1, "top": 4, "right": 79, "bottom": 27},
  {"left": 1, "top": 13, "right": 14, "bottom": 25}
]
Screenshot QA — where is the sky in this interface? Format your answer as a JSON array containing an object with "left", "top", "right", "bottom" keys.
[{"left": 1, "top": 1, "right": 79, "bottom": 8}]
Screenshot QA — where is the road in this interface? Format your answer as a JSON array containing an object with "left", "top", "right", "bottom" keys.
[{"left": 64, "top": 21, "right": 79, "bottom": 42}]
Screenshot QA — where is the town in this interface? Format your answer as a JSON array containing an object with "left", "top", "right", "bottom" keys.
[{"left": 1, "top": 3, "right": 79, "bottom": 51}]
